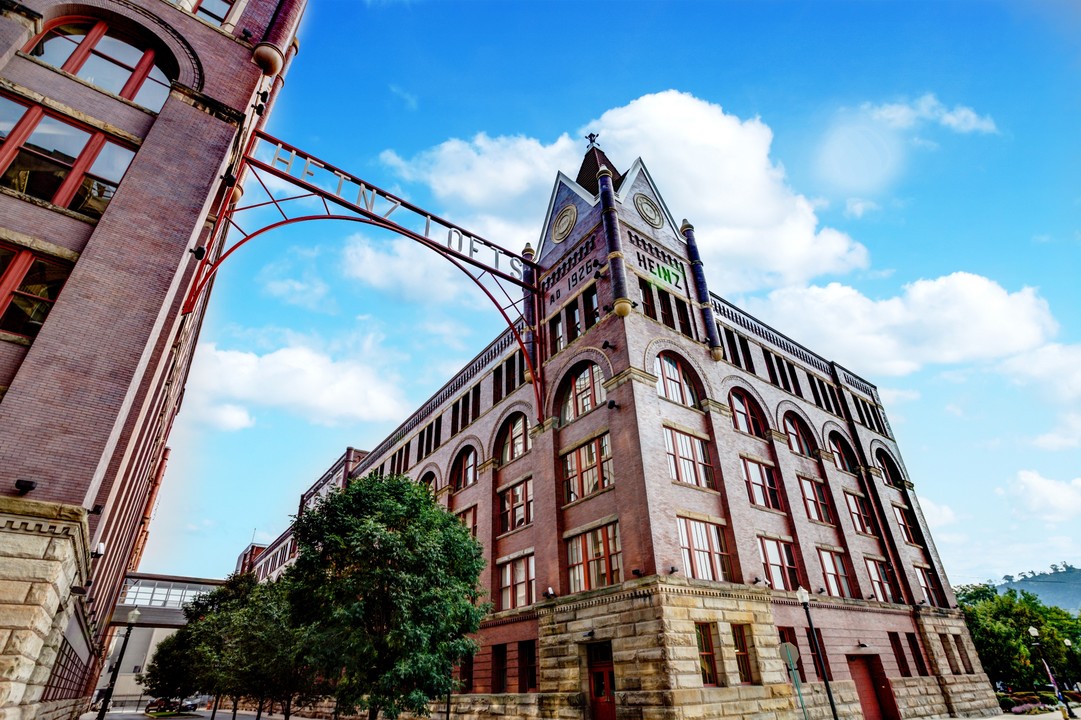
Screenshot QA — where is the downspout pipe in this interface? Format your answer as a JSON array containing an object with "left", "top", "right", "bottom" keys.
[
  {"left": 597, "top": 166, "right": 632, "bottom": 317},
  {"left": 680, "top": 220, "right": 723, "bottom": 361}
]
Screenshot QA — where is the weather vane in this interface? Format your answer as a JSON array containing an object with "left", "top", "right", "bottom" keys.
[{"left": 586, "top": 132, "right": 600, "bottom": 148}]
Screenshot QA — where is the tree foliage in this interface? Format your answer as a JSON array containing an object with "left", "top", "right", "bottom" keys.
[
  {"left": 957, "top": 583, "right": 1081, "bottom": 690},
  {"left": 287, "top": 473, "right": 487, "bottom": 720}
]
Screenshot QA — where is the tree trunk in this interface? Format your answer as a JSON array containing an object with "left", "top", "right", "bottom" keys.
[
  {"left": 283, "top": 697, "right": 292, "bottom": 720},
  {"left": 332, "top": 698, "right": 339, "bottom": 720},
  {"left": 211, "top": 695, "right": 220, "bottom": 720},
  {"left": 256, "top": 697, "right": 264, "bottom": 720},
  {"left": 231, "top": 697, "right": 238, "bottom": 720},
  {"left": 367, "top": 705, "right": 380, "bottom": 720}
]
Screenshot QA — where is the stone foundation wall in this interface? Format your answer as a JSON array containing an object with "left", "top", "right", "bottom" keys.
[
  {"left": 914, "top": 609, "right": 999, "bottom": 718},
  {"left": 34, "top": 698, "right": 87, "bottom": 720},
  {"left": 0, "top": 497, "right": 89, "bottom": 720},
  {"left": 890, "top": 676, "right": 949, "bottom": 719}
]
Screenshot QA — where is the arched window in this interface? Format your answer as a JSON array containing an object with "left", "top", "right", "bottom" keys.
[
  {"left": 28, "top": 19, "right": 174, "bottom": 111},
  {"left": 655, "top": 352, "right": 700, "bottom": 407},
  {"left": 729, "top": 389, "right": 767, "bottom": 438},
  {"left": 783, "top": 413, "right": 816, "bottom": 456},
  {"left": 876, "top": 450, "right": 905, "bottom": 488},
  {"left": 451, "top": 447, "right": 477, "bottom": 491},
  {"left": 418, "top": 471, "right": 436, "bottom": 491},
  {"left": 829, "top": 433, "right": 859, "bottom": 473},
  {"left": 0, "top": 94, "right": 136, "bottom": 219},
  {"left": 559, "top": 362, "right": 606, "bottom": 423},
  {"left": 497, "top": 413, "right": 530, "bottom": 464}
]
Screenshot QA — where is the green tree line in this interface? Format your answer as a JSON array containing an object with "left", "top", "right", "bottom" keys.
[
  {"left": 138, "top": 474, "right": 487, "bottom": 720},
  {"left": 956, "top": 583, "right": 1081, "bottom": 692}
]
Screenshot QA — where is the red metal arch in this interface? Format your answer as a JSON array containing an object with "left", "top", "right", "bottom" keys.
[{"left": 182, "top": 131, "right": 544, "bottom": 421}]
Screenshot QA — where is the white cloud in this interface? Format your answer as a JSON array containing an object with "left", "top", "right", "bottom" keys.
[
  {"left": 918, "top": 497, "right": 957, "bottom": 529},
  {"left": 878, "top": 388, "right": 920, "bottom": 405},
  {"left": 183, "top": 341, "right": 409, "bottom": 428},
  {"left": 863, "top": 93, "right": 997, "bottom": 134},
  {"left": 1033, "top": 413, "right": 1081, "bottom": 450},
  {"left": 844, "top": 198, "right": 880, "bottom": 218},
  {"left": 1001, "top": 343, "right": 1081, "bottom": 402},
  {"left": 944, "top": 404, "right": 964, "bottom": 417},
  {"left": 382, "top": 91, "right": 868, "bottom": 294},
  {"left": 1010, "top": 470, "right": 1081, "bottom": 523},
  {"left": 388, "top": 84, "right": 418, "bottom": 110},
  {"left": 745, "top": 272, "right": 1056, "bottom": 376},
  {"left": 340, "top": 232, "right": 480, "bottom": 305}
]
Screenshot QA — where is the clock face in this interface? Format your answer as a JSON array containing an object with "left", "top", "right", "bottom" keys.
[
  {"left": 552, "top": 204, "right": 577, "bottom": 243},
  {"left": 634, "top": 193, "right": 664, "bottom": 229}
]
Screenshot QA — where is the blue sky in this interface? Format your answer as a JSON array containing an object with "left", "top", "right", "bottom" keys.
[{"left": 142, "top": 0, "right": 1081, "bottom": 589}]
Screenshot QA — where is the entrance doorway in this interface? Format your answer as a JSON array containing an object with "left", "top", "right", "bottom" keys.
[
  {"left": 587, "top": 642, "right": 615, "bottom": 720},
  {"left": 847, "top": 655, "right": 900, "bottom": 720}
]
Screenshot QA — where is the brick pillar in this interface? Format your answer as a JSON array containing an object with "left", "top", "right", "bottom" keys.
[{"left": 0, "top": 497, "right": 88, "bottom": 720}]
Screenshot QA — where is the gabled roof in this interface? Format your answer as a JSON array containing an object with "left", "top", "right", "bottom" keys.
[{"left": 574, "top": 145, "right": 624, "bottom": 195}]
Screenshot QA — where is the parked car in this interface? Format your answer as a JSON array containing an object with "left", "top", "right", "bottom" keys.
[{"left": 145, "top": 698, "right": 179, "bottom": 712}]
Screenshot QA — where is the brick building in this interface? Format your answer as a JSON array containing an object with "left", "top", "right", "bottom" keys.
[
  {"left": 247, "top": 147, "right": 999, "bottom": 720},
  {"left": 0, "top": 0, "right": 304, "bottom": 718}
]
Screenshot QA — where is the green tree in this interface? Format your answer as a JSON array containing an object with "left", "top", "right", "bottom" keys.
[
  {"left": 287, "top": 473, "right": 487, "bottom": 720},
  {"left": 138, "top": 631, "right": 200, "bottom": 703},
  {"left": 957, "top": 583, "right": 1081, "bottom": 691}
]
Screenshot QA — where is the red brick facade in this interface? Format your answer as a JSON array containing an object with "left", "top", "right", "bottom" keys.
[
  {"left": 254, "top": 150, "right": 999, "bottom": 720},
  {"left": 0, "top": 1, "right": 302, "bottom": 717}
]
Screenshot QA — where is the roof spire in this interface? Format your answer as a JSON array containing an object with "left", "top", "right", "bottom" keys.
[
  {"left": 574, "top": 137, "right": 622, "bottom": 196},
  {"left": 585, "top": 132, "right": 600, "bottom": 149}
]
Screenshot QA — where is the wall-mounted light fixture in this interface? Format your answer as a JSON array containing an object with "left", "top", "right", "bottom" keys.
[
  {"left": 91, "top": 543, "right": 106, "bottom": 559},
  {"left": 189, "top": 246, "right": 207, "bottom": 261},
  {"left": 632, "top": 569, "right": 644, "bottom": 577},
  {"left": 602, "top": 340, "right": 616, "bottom": 350},
  {"left": 607, "top": 400, "right": 620, "bottom": 410},
  {"left": 542, "top": 587, "right": 557, "bottom": 599},
  {"left": 14, "top": 479, "right": 37, "bottom": 495},
  {"left": 669, "top": 566, "right": 679, "bottom": 575},
  {"left": 583, "top": 630, "right": 595, "bottom": 638}
]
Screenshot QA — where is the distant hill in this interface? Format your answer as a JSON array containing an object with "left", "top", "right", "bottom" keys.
[{"left": 997, "top": 566, "right": 1081, "bottom": 613}]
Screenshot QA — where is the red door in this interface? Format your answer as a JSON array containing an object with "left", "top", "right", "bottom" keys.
[
  {"left": 848, "top": 656, "right": 900, "bottom": 720},
  {"left": 588, "top": 643, "right": 616, "bottom": 720},
  {"left": 849, "top": 656, "right": 883, "bottom": 720}
]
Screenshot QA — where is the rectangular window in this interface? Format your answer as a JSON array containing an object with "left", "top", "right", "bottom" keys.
[
  {"left": 456, "top": 506, "right": 478, "bottom": 538},
  {"left": 866, "top": 558, "right": 891, "bottom": 602},
  {"left": 894, "top": 505, "right": 918, "bottom": 544},
  {"left": 738, "top": 335, "right": 756, "bottom": 374},
  {"left": 732, "top": 624, "right": 753, "bottom": 684},
  {"left": 723, "top": 327, "right": 742, "bottom": 368},
  {"left": 493, "top": 366, "right": 503, "bottom": 404},
  {"left": 499, "top": 479, "right": 533, "bottom": 533},
  {"left": 695, "top": 623, "right": 719, "bottom": 686},
  {"left": 566, "top": 303, "right": 581, "bottom": 343},
  {"left": 801, "top": 477, "right": 833, "bottom": 523},
  {"left": 657, "top": 288, "right": 675, "bottom": 329},
  {"left": 0, "top": 95, "right": 135, "bottom": 220},
  {"left": 759, "top": 537, "right": 799, "bottom": 591},
  {"left": 0, "top": 243, "right": 71, "bottom": 339},
  {"left": 518, "top": 640, "right": 537, "bottom": 692},
  {"left": 638, "top": 276, "right": 657, "bottom": 320},
  {"left": 787, "top": 361, "right": 803, "bottom": 397},
  {"left": 567, "top": 522, "right": 621, "bottom": 593},
  {"left": 778, "top": 626, "right": 806, "bottom": 682},
  {"left": 846, "top": 493, "right": 876, "bottom": 535},
  {"left": 583, "top": 285, "right": 600, "bottom": 329},
  {"left": 938, "top": 633, "right": 960, "bottom": 675},
  {"left": 191, "top": 0, "right": 236, "bottom": 26},
  {"left": 907, "top": 633, "right": 929, "bottom": 676},
  {"left": 492, "top": 644, "right": 508, "bottom": 693},
  {"left": 664, "top": 427, "right": 715, "bottom": 489},
  {"left": 807, "top": 628, "right": 832, "bottom": 680},
  {"left": 917, "top": 567, "right": 944, "bottom": 607},
  {"left": 953, "top": 635, "right": 974, "bottom": 674},
  {"left": 498, "top": 554, "right": 535, "bottom": 610},
  {"left": 548, "top": 314, "right": 564, "bottom": 355},
  {"left": 674, "top": 297, "right": 693, "bottom": 337},
  {"left": 561, "top": 434, "right": 613, "bottom": 504},
  {"left": 472, "top": 386, "right": 481, "bottom": 420},
  {"left": 677, "top": 517, "right": 731, "bottom": 581},
  {"left": 889, "top": 631, "right": 911, "bottom": 677},
  {"left": 818, "top": 549, "right": 852, "bottom": 598},
  {"left": 457, "top": 655, "right": 473, "bottom": 693},
  {"left": 742, "top": 457, "right": 782, "bottom": 510}
]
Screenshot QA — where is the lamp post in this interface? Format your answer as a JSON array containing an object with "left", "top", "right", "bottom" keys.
[
  {"left": 1029, "top": 626, "right": 1076, "bottom": 718},
  {"left": 797, "top": 587, "right": 839, "bottom": 720},
  {"left": 96, "top": 607, "right": 141, "bottom": 720}
]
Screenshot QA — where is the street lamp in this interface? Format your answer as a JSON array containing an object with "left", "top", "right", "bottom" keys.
[
  {"left": 96, "top": 607, "right": 141, "bottom": 720},
  {"left": 1028, "top": 626, "right": 1076, "bottom": 719},
  {"left": 797, "top": 587, "right": 839, "bottom": 720}
]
